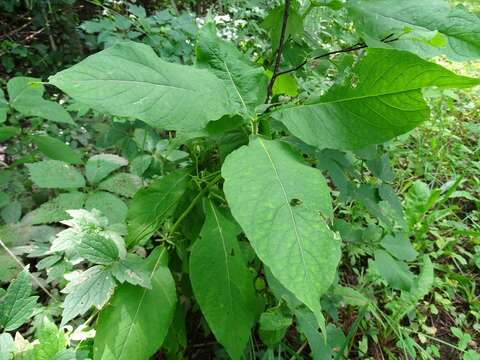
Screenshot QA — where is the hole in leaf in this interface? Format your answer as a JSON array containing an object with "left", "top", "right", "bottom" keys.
[{"left": 289, "top": 198, "right": 302, "bottom": 207}]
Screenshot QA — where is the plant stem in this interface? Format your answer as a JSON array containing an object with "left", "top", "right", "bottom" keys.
[
  {"left": 169, "top": 174, "right": 222, "bottom": 234},
  {"left": 266, "top": 0, "right": 291, "bottom": 103}
]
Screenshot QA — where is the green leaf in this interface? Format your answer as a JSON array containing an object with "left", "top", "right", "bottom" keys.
[
  {"left": 23, "top": 192, "right": 86, "bottom": 225},
  {"left": 30, "top": 135, "right": 82, "bottom": 164},
  {"left": 381, "top": 233, "right": 418, "bottom": 261},
  {"left": 196, "top": 23, "right": 268, "bottom": 115},
  {"left": 49, "top": 42, "right": 233, "bottom": 131},
  {"left": 0, "top": 271, "right": 38, "bottom": 331},
  {"left": 27, "top": 317, "right": 68, "bottom": 360},
  {"left": 111, "top": 253, "right": 151, "bottom": 289},
  {"left": 27, "top": 160, "right": 85, "bottom": 189},
  {"left": 273, "top": 48, "right": 480, "bottom": 150},
  {"left": 259, "top": 309, "right": 292, "bottom": 347},
  {"left": 77, "top": 232, "right": 120, "bottom": 265},
  {"left": 190, "top": 200, "right": 256, "bottom": 360},
  {"left": 85, "top": 154, "right": 128, "bottom": 184},
  {"left": 7, "top": 77, "right": 73, "bottom": 124},
  {"left": 347, "top": 0, "right": 480, "bottom": 61},
  {"left": 0, "top": 89, "right": 8, "bottom": 124},
  {"left": 222, "top": 138, "right": 341, "bottom": 324},
  {"left": 127, "top": 170, "right": 189, "bottom": 246},
  {"left": 262, "top": 2, "right": 304, "bottom": 53},
  {"left": 94, "top": 247, "right": 176, "bottom": 360},
  {"left": 373, "top": 250, "right": 414, "bottom": 291},
  {"left": 0, "top": 127, "right": 20, "bottom": 142},
  {"left": 98, "top": 173, "right": 142, "bottom": 198},
  {"left": 61, "top": 266, "right": 116, "bottom": 326},
  {"left": 85, "top": 191, "right": 128, "bottom": 224},
  {"left": 1, "top": 201, "right": 21, "bottom": 224}
]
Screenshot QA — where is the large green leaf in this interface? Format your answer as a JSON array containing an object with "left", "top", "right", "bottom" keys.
[
  {"left": 196, "top": 23, "right": 268, "bottom": 116},
  {"left": 347, "top": 0, "right": 480, "bottom": 61},
  {"left": 190, "top": 200, "right": 256, "bottom": 360},
  {"left": 273, "top": 48, "right": 480, "bottom": 150},
  {"left": 30, "top": 135, "right": 82, "bottom": 164},
  {"left": 94, "top": 247, "right": 176, "bottom": 360},
  {"left": 222, "top": 138, "right": 341, "bottom": 323},
  {"left": 127, "top": 170, "right": 189, "bottom": 246},
  {"left": 49, "top": 41, "right": 233, "bottom": 131},
  {"left": 98, "top": 173, "right": 142, "bottom": 198},
  {"left": 7, "top": 77, "right": 73, "bottom": 124},
  {"left": 26, "top": 160, "right": 85, "bottom": 189}
]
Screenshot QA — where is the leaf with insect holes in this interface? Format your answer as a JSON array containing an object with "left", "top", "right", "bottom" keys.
[
  {"left": 273, "top": 48, "right": 480, "bottom": 150},
  {"left": 49, "top": 41, "right": 233, "bottom": 131},
  {"left": 98, "top": 173, "right": 142, "bottom": 198},
  {"left": 222, "top": 137, "right": 341, "bottom": 326},
  {"left": 0, "top": 271, "right": 38, "bottom": 331},
  {"left": 190, "top": 200, "right": 256, "bottom": 360},
  {"left": 61, "top": 266, "right": 116, "bottom": 326}
]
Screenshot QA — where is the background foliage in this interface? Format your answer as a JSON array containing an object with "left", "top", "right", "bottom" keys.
[{"left": 0, "top": 0, "right": 480, "bottom": 359}]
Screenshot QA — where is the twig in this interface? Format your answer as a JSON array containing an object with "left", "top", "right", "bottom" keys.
[
  {"left": 0, "top": 21, "right": 32, "bottom": 40},
  {"left": 0, "top": 238, "right": 56, "bottom": 300},
  {"left": 276, "top": 34, "right": 398, "bottom": 78},
  {"left": 266, "top": 0, "right": 291, "bottom": 103}
]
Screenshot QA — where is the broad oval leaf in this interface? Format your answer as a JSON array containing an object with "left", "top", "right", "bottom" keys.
[
  {"left": 85, "top": 154, "right": 128, "bottom": 184},
  {"left": 190, "top": 200, "right": 256, "bottom": 360},
  {"left": 273, "top": 48, "right": 480, "bottom": 150},
  {"left": 222, "top": 138, "right": 341, "bottom": 322},
  {"left": 347, "top": 0, "right": 480, "bottom": 61},
  {"left": 85, "top": 192, "right": 128, "bottom": 225},
  {"left": 94, "top": 247, "right": 176, "bottom": 360},
  {"left": 30, "top": 135, "right": 82, "bottom": 164},
  {"left": 49, "top": 41, "right": 233, "bottom": 131},
  {"left": 196, "top": 23, "right": 268, "bottom": 116},
  {"left": 26, "top": 160, "right": 85, "bottom": 189}
]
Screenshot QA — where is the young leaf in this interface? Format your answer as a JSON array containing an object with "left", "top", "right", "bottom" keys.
[
  {"left": 30, "top": 135, "right": 82, "bottom": 164},
  {"left": 94, "top": 247, "right": 177, "bottom": 360},
  {"left": 77, "top": 232, "right": 120, "bottom": 265},
  {"left": 23, "top": 192, "right": 86, "bottom": 225},
  {"left": 49, "top": 41, "right": 233, "bottom": 131},
  {"left": 61, "top": 266, "right": 116, "bottom": 326},
  {"left": 273, "top": 48, "right": 480, "bottom": 150},
  {"left": 85, "top": 154, "right": 128, "bottom": 184},
  {"left": 190, "top": 200, "right": 256, "bottom": 360},
  {"left": 222, "top": 138, "right": 341, "bottom": 325},
  {"left": 7, "top": 77, "right": 73, "bottom": 125},
  {"left": 111, "top": 253, "right": 151, "bottom": 289},
  {"left": 196, "top": 23, "right": 268, "bottom": 115},
  {"left": 98, "top": 173, "right": 142, "bottom": 198},
  {"left": 0, "top": 271, "right": 38, "bottom": 331},
  {"left": 348, "top": 0, "right": 480, "bottom": 61},
  {"left": 27, "top": 160, "right": 85, "bottom": 189},
  {"left": 126, "top": 170, "right": 189, "bottom": 246},
  {"left": 25, "top": 317, "right": 68, "bottom": 360}
]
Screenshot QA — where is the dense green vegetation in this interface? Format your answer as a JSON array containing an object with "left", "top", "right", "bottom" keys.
[{"left": 0, "top": 1, "right": 479, "bottom": 359}]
